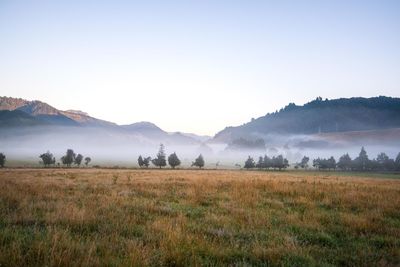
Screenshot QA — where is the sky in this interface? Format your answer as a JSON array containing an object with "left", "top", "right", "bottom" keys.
[{"left": 0, "top": 0, "right": 399, "bottom": 135}]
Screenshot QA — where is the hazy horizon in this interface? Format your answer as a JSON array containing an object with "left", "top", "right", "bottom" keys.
[{"left": 1, "top": 1, "right": 400, "bottom": 135}]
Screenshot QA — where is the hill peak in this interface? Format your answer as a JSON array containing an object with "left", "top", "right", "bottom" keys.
[{"left": 122, "top": 121, "right": 164, "bottom": 132}]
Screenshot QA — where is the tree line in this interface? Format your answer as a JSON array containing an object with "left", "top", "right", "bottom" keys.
[
  {"left": 313, "top": 147, "right": 400, "bottom": 171},
  {"left": 0, "top": 144, "right": 204, "bottom": 169},
  {"left": 244, "top": 154, "right": 289, "bottom": 170},
  {"left": 1, "top": 146, "right": 400, "bottom": 171},
  {"left": 138, "top": 144, "right": 205, "bottom": 169},
  {"left": 243, "top": 147, "right": 400, "bottom": 172},
  {"left": 39, "top": 149, "right": 92, "bottom": 167},
  {"left": 0, "top": 149, "right": 92, "bottom": 168}
]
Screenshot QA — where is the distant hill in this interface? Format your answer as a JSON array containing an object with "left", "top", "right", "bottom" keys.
[
  {"left": 0, "top": 96, "right": 203, "bottom": 145},
  {"left": 0, "top": 110, "right": 47, "bottom": 127},
  {"left": 213, "top": 96, "right": 400, "bottom": 143},
  {"left": 0, "top": 96, "right": 115, "bottom": 127},
  {"left": 121, "top": 122, "right": 202, "bottom": 145},
  {"left": 179, "top": 132, "right": 211, "bottom": 143},
  {"left": 60, "top": 110, "right": 117, "bottom": 128},
  {"left": 16, "top": 101, "right": 79, "bottom": 126},
  {"left": 122, "top": 121, "right": 165, "bottom": 136}
]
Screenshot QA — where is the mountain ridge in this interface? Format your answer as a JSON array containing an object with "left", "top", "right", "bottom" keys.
[{"left": 0, "top": 96, "right": 209, "bottom": 143}]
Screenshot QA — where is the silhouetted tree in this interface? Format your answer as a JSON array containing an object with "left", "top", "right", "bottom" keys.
[
  {"left": 138, "top": 155, "right": 144, "bottom": 167},
  {"left": 296, "top": 156, "right": 309, "bottom": 169},
  {"left": 314, "top": 158, "right": 326, "bottom": 170},
  {"left": 152, "top": 144, "right": 167, "bottom": 168},
  {"left": 256, "top": 156, "right": 264, "bottom": 169},
  {"left": 376, "top": 152, "right": 388, "bottom": 170},
  {"left": 272, "top": 155, "right": 289, "bottom": 170},
  {"left": 376, "top": 152, "right": 389, "bottom": 165},
  {"left": 313, "top": 158, "right": 321, "bottom": 169},
  {"left": 61, "top": 149, "right": 75, "bottom": 167},
  {"left": 168, "top": 152, "right": 181, "bottom": 169},
  {"left": 244, "top": 156, "right": 255, "bottom": 169},
  {"left": 313, "top": 157, "right": 336, "bottom": 170},
  {"left": 337, "top": 153, "right": 352, "bottom": 170},
  {"left": 39, "top": 151, "right": 55, "bottom": 167},
  {"left": 192, "top": 154, "right": 205, "bottom": 169},
  {"left": 0, "top": 153, "right": 5, "bottom": 168},
  {"left": 375, "top": 152, "right": 395, "bottom": 171},
  {"left": 388, "top": 157, "right": 396, "bottom": 171},
  {"left": 354, "top": 147, "right": 370, "bottom": 171},
  {"left": 84, "top": 157, "right": 91, "bottom": 167},
  {"left": 327, "top": 156, "right": 336, "bottom": 170},
  {"left": 369, "top": 159, "right": 380, "bottom": 171},
  {"left": 396, "top": 153, "right": 400, "bottom": 171},
  {"left": 143, "top": 157, "right": 151, "bottom": 168},
  {"left": 75, "top": 154, "right": 83, "bottom": 167},
  {"left": 300, "top": 156, "right": 309, "bottom": 169},
  {"left": 264, "top": 155, "right": 272, "bottom": 169},
  {"left": 138, "top": 155, "right": 151, "bottom": 168}
]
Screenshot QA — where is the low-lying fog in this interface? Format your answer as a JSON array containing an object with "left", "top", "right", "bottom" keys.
[{"left": 0, "top": 126, "right": 399, "bottom": 168}]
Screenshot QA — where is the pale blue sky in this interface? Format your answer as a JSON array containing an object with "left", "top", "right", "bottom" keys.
[{"left": 1, "top": 0, "right": 399, "bottom": 135}]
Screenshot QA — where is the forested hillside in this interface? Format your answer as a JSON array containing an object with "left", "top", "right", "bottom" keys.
[{"left": 214, "top": 96, "right": 400, "bottom": 142}]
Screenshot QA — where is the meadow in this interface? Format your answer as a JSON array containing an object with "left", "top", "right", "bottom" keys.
[{"left": 0, "top": 168, "right": 399, "bottom": 266}]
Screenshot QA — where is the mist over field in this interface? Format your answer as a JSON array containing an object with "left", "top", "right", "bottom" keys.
[{"left": 1, "top": 124, "right": 398, "bottom": 168}]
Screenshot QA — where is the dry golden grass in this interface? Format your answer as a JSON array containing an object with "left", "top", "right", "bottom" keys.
[{"left": 0, "top": 168, "right": 399, "bottom": 266}]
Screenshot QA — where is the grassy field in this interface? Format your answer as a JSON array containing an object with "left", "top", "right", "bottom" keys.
[{"left": 0, "top": 169, "right": 399, "bottom": 266}]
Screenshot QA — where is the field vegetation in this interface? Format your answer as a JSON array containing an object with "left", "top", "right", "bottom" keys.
[{"left": 0, "top": 169, "right": 399, "bottom": 266}]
